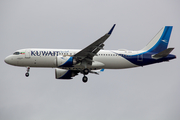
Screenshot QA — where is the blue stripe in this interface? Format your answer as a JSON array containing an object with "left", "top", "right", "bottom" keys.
[{"left": 117, "top": 52, "right": 176, "bottom": 66}]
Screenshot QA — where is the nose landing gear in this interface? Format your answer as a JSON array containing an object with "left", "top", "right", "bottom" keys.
[
  {"left": 82, "top": 68, "right": 89, "bottom": 83},
  {"left": 82, "top": 76, "right": 88, "bottom": 83},
  {"left": 83, "top": 68, "right": 89, "bottom": 75},
  {"left": 25, "top": 67, "right": 30, "bottom": 77}
]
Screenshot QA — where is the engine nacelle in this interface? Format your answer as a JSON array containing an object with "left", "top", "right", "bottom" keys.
[
  {"left": 56, "top": 56, "right": 77, "bottom": 67},
  {"left": 55, "top": 68, "right": 78, "bottom": 79}
]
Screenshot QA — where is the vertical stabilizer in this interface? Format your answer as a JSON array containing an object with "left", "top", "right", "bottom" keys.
[{"left": 141, "top": 26, "right": 173, "bottom": 53}]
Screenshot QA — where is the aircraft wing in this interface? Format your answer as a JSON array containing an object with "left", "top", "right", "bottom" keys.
[{"left": 73, "top": 24, "right": 116, "bottom": 65}]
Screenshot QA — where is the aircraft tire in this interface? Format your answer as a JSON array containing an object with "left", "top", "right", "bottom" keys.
[
  {"left": 82, "top": 76, "right": 88, "bottom": 83},
  {"left": 83, "top": 68, "right": 89, "bottom": 75},
  {"left": 25, "top": 73, "right": 29, "bottom": 77}
]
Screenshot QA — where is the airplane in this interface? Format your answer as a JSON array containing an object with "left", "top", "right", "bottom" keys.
[{"left": 4, "top": 24, "right": 176, "bottom": 83}]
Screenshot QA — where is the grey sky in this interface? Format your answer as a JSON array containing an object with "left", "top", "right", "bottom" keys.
[{"left": 0, "top": 0, "right": 180, "bottom": 120}]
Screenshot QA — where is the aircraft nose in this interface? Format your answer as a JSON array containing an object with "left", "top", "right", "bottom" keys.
[{"left": 4, "top": 56, "right": 12, "bottom": 64}]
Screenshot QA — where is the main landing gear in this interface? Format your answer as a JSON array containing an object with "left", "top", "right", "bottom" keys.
[
  {"left": 25, "top": 67, "right": 30, "bottom": 77},
  {"left": 82, "top": 68, "right": 89, "bottom": 83}
]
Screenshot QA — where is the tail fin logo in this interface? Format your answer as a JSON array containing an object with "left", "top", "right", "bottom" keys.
[{"left": 162, "top": 40, "right": 168, "bottom": 43}]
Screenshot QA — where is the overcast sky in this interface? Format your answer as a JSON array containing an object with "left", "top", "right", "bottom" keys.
[{"left": 0, "top": 0, "right": 180, "bottom": 120}]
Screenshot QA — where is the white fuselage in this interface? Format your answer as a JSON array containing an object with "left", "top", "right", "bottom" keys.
[
  {"left": 5, "top": 48, "right": 139, "bottom": 70},
  {"left": 4, "top": 26, "right": 176, "bottom": 81}
]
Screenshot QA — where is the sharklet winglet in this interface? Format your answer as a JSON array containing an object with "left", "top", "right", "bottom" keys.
[{"left": 108, "top": 24, "right": 116, "bottom": 35}]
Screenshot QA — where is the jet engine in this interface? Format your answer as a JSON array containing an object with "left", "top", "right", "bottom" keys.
[
  {"left": 56, "top": 56, "right": 77, "bottom": 67},
  {"left": 55, "top": 68, "right": 78, "bottom": 79}
]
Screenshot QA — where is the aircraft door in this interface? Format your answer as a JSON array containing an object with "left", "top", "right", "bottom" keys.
[
  {"left": 137, "top": 54, "right": 143, "bottom": 61},
  {"left": 25, "top": 50, "right": 30, "bottom": 58}
]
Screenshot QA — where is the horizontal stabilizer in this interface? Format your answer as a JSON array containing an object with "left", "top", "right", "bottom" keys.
[{"left": 152, "top": 48, "right": 174, "bottom": 59}]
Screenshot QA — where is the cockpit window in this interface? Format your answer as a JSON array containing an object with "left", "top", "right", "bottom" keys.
[{"left": 13, "top": 52, "right": 20, "bottom": 55}]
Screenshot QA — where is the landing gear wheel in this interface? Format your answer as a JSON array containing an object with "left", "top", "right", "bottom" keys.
[
  {"left": 82, "top": 76, "right": 88, "bottom": 83},
  {"left": 83, "top": 68, "right": 89, "bottom": 75},
  {"left": 25, "top": 67, "right": 30, "bottom": 77},
  {"left": 25, "top": 73, "right": 29, "bottom": 77}
]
